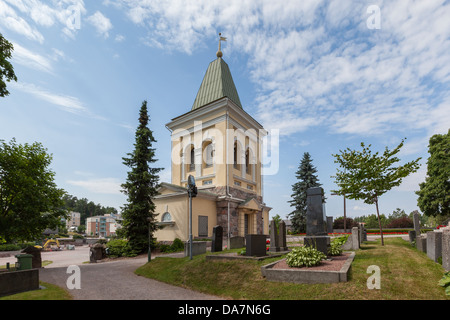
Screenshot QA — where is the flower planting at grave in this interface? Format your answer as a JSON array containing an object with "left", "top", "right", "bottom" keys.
[
  {"left": 438, "top": 271, "right": 450, "bottom": 296},
  {"left": 285, "top": 246, "right": 327, "bottom": 268}
]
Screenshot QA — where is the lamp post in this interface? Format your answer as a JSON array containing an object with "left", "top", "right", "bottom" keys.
[{"left": 187, "top": 175, "right": 197, "bottom": 260}]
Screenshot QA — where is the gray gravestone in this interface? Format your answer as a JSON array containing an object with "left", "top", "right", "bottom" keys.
[
  {"left": 211, "top": 225, "right": 223, "bottom": 252},
  {"left": 351, "top": 227, "right": 360, "bottom": 250},
  {"left": 413, "top": 211, "right": 421, "bottom": 238},
  {"left": 184, "top": 241, "right": 206, "bottom": 257},
  {"left": 416, "top": 234, "right": 427, "bottom": 253},
  {"left": 278, "top": 220, "right": 288, "bottom": 251},
  {"left": 269, "top": 220, "right": 280, "bottom": 252},
  {"left": 245, "top": 234, "right": 267, "bottom": 257},
  {"left": 408, "top": 230, "right": 416, "bottom": 244},
  {"left": 442, "top": 230, "right": 450, "bottom": 271},
  {"left": 427, "top": 231, "right": 443, "bottom": 262},
  {"left": 327, "top": 216, "right": 333, "bottom": 234},
  {"left": 304, "top": 187, "right": 330, "bottom": 256},
  {"left": 229, "top": 236, "right": 245, "bottom": 249}
]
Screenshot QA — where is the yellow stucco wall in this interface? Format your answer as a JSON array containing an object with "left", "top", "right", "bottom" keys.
[
  {"left": 154, "top": 193, "right": 217, "bottom": 242},
  {"left": 169, "top": 107, "right": 263, "bottom": 197}
]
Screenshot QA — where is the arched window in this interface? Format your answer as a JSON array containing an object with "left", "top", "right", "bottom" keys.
[
  {"left": 234, "top": 142, "right": 239, "bottom": 169},
  {"left": 189, "top": 146, "right": 195, "bottom": 171},
  {"left": 162, "top": 212, "right": 172, "bottom": 222},
  {"left": 204, "top": 142, "right": 213, "bottom": 167},
  {"left": 245, "top": 149, "right": 251, "bottom": 175}
]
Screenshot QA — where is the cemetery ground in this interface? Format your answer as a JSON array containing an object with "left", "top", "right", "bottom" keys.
[
  {"left": 1, "top": 236, "right": 449, "bottom": 300},
  {"left": 135, "top": 237, "right": 449, "bottom": 300}
]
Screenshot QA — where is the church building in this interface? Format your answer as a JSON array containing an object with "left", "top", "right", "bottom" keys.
[{"left": 154, "top": 37, "right": 271, "bottom": 243}]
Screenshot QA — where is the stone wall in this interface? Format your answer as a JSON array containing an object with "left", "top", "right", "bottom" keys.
[
  {"left": 213, "top": 186, "right": 265, "bottom": 239},
  {"left": 0, "top": 269, "right": 39, "bottom": 297}
]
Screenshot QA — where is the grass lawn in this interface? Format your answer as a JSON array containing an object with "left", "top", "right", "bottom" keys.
[
  {"left": 0, "top": 282, "right": 72, "bottom": 300},
  {"left": 135, "top": 237, "right": 449, "bottom": 300}
]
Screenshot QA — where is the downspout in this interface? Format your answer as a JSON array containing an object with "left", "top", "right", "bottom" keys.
[{"left": 226, "top": 106, "right": 233, "bottom": 247}]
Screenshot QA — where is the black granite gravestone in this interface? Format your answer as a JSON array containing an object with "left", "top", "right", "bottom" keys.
[
  {"left": 304, "top": 187, "right": 330, "bottom": 256},
  {"left": 245, "top": 234, "right": 267, "bottom": 257},
  {"left": 211, "top": 225, "right": 223, "bottom": 252}
]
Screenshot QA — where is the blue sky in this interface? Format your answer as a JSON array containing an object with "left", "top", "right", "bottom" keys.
[{"left": 1, "top": 0, "right": 449, "bottom": 221}]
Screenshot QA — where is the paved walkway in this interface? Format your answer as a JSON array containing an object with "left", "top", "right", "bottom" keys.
[
  {"left": 39, "top": 256, "right": 220, "bottom": 300},
  {"left": 1, "top": 246, "right": 220, "bottom": 300}
]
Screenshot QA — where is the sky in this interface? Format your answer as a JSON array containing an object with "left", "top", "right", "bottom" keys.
[{"left": 1, "top": 0, "right": 449, "bottom": 222}]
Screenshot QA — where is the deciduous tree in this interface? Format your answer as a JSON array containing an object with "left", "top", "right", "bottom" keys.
[
  {"left": 0, "top": 33, "right": 17, "bottom": 98},
  {"left": 0, "top": 139, "right": 66, "bottom": 242},
  {"left": 332, "top": 139, "right": 421, "bottom": 245},
  {"left": 416, "top": 130, "right": 449, "bottom": 218}
]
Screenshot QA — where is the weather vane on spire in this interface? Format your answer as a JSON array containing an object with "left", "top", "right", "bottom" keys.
[{"left": 217, "top": 33, "right": 227, "bottom": 58}]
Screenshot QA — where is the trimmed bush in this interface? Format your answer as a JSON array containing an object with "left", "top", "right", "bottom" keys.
[{"left": 106, "top": 239, "right": 138, "bottom": 257}]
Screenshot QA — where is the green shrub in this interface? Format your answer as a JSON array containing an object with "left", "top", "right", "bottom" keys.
[
  {"left": 106, "top": 239, "right": 138, "bottom": 257},
  {"left": 158, "top": 238, "right": 185, "bottom": 253},
  {"left": 0, "top": 244, "right": 21, "bottom": 251},
  {"left": 328, "top": 235, "right": 348, "bottom": 256},
  {"left": 285, "top": 246, "right": 326, "bottom": 268},
  {"left": 438, "top": 271, "right": 450, "bottom": 296}
]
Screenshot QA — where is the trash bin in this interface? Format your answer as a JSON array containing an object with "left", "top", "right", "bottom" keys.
[{"left": 15, "top": 254, "right": 33, "bottom": 270}]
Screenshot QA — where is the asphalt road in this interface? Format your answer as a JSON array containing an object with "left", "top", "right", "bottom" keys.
[
  {"left": 39, "top": 256, "right": 221, "bottom": 300},
  {"left": 0, "top": 246, "right": 220, "bottom": 300}
]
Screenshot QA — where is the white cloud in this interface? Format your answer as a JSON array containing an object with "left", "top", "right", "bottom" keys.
[
  {"left": 67, "top": 178, "right": 122, "bottom": 195},
  {"left": 115, "top": 34, "right": 125, "bottom": 42},
  {"left": 0, "top": 1, "right": 44, "bottom": 43},
  {"left": 12, "top": 82, "right": 88, "bottom": 114},
  {"left": 11, "top": 42, "right": 53, "bottom": 72},
  {"left": 0, "top": 0, "right": 87, "bottom": 40},
  {"left": 87, "top": 11, "right": 113, "bottom": 38},
  {"left": 111, "top": 0, "right": 450, "bottom": 143}
]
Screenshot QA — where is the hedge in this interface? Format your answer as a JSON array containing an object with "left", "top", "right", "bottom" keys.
[{"left": 365, "top": 228, "right": 433, "bottom": 234}]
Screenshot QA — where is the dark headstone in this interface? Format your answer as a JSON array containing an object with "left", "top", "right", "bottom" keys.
[
  {"left": 306, "top": 187, "right": 327, "bottom": 236},
  {"left": 304, "top": 236, "right": 330, "bottom": 256},
  {"left": 269, "top": 220, "right": 280, "bottom": 252},
  {"left": 229, "top": 236, "right": 245, "bottom": 249},
  {"left": 21, "top": 246, "right": 42, "bottom": 269},
  {"left": 89, "top": 243, "right": 106, "bottom": 263},
  {"left": 245, "top": 234, "right": 267, "bottom": 257},
  {"left": 326, "top": 216, "right": 333, "bottom": 234},
  {"left": 305, "top": 187, "right": 330, "bottom": 256},
  {"left": 211, "top": 225, "right": 223, "bottom": 252},
  {"left": 409, "top": 230, "right": 416, "bottom": 244},
  {"left": 413, "top": 211, "right": 421, "bottom": 238},
  {"left": 278, "top": 220, "right": 288, "bottom": 251}
]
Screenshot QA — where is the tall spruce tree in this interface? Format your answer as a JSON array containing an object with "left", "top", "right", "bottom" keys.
[
  {"left": 121, "top": 101, "right": 162, "bottom": 253},
  {"left": 288, "top": 152, "right": 321, "bottom": 233}
]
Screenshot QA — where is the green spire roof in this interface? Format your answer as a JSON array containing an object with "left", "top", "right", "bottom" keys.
[{"left": 192, "top": 57, "right": 242, "bottom": 110}]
